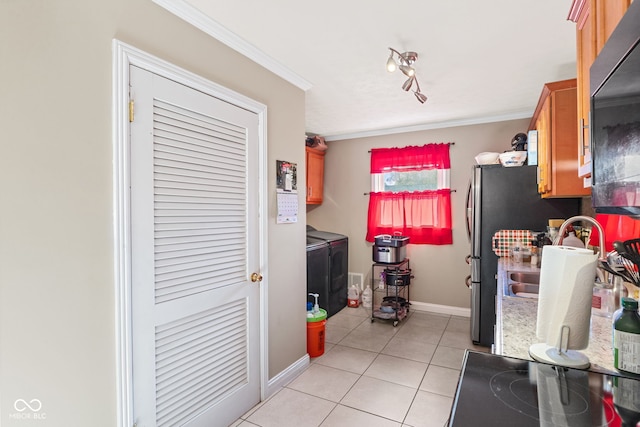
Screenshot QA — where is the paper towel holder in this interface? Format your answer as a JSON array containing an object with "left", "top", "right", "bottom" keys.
[
  {"left": 529, "top": 216, "right": 605, "bottom": 369},
  {"left": 529, "top": 325, "right": 590, "bottom": 369}
]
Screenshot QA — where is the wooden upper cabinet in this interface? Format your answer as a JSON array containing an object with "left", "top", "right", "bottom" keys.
[
  {"left": 568, "top": 0, "right": 630, "bottom": 183},
  {"left": 529, "top": 79, "right": 589, "bottom": 198},
  {"left": 594, "top": 0, "right": 631, "bottom": 52},
  {"left": 305, "top": 147, "right": 325, "bottom": 204},
  {"left": 535, "top": 97, "right": 551, "bottom": 195}
]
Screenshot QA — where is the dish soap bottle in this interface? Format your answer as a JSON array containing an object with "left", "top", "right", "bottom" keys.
[{"left": 613, "top": 297, "right": 640, "bottom": 375}]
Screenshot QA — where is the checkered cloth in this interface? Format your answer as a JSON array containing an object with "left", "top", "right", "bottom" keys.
[{"left": 492, "top": 230, "right": 533, "bottom": 257}]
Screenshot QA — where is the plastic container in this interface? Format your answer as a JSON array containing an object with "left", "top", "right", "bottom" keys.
[
  {"left": 306, "top": 308, "right": 327, "bottom": 358},
  {"left": 362, "top": 285, "right": 372, "bottom": 308},
  {"left": 347, "top": 285, "right": 360, "bottom": 308},
  {"left": 563, "top": 231, "right": 585, "bottom": 248},
  {"left": 474, "top": 152, "right": 500, "bottom": 165},
  {"left": 499, "top": 151, "right": 527, "bottom": 167},
  {"left": 511, "top": 239, "right": 523, "bottom": 264},
  {"left": 613, "top": 297, "right": 640, "bottom": 374},
  {"left": 593, "top": 284, "right": 615, "bottom": 318}
]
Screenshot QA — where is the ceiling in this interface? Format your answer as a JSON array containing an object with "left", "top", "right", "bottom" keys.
[{"left": 179, "top": 0, "right": 577, "bottom": 140}]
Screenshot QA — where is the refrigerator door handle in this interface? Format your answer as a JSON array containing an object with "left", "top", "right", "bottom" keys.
[
  {"left": 470, "top": 167, "right": 482, "bottom": 258},
  {"left": 470, "top": 257, "right": 480, "bottom": 283},
  {"left": 465, "top": 275, "right": 472, "bottom": 289},
  {"left": 465, "top": 179, "right": 472, "bottom": 242}
]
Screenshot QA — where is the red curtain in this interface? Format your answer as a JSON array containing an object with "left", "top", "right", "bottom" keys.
[
  {"left": 370, "top": 143, "right": 451, "bottom": 172},
  {"left": 366, "top": 144, "right": 453, "bottom": 245},
  {"left": 588, "top": 214, "right": 640, "bottom": 252}
]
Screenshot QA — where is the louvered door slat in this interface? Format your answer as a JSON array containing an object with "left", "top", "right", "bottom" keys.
[
  {"left": 155, "top": 268, "right": 245, "bottom": 301},
  {"left": 154, "top": 99, "right": 246, "bottom": 142},
  {"left": 155, "top": 244, "right": 243, "bottom": 263},
  {"left": 154, "top": 133, "right": 245, "bottom": 164},
  {"left": 154, "top": 165, "right": 243, "bottom": 185}
]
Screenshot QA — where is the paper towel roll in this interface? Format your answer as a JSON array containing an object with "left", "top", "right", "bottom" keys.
[{"left": 536, "top": 245, "right": 598, "bottom": 350}]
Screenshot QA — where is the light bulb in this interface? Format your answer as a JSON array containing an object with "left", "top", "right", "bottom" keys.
[
  {"left": 386, "top": 55, "right": 397, "bottom": 73},
  {"left": 399, "top": 64, "right": 415, "bottom": 77}
]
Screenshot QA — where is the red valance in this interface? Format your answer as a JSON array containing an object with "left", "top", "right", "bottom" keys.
[{"left": 370, "top": 143, "right": 451, "bottom": 173}]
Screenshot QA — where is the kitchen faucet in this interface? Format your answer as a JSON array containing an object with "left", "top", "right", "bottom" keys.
[{"left": 553, "top": 215, "right": 607, "bottom": 262}]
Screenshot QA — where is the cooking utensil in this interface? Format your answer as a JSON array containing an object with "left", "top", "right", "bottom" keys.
[
  {"left": 607, "top": 250, "right": 623, "bottom": 269},
  {"left": 622, "top": 238, "right": 640, "bottom": 264},
  {"left": 621, "top": 257, "right": 640, "bottom": 285},
  {"left": 598, "top": 260, "right": 636, "bottom": 284},
  {"left": 613, "top": 241, "right": 640, "bottom": 285},
  {"left": 613, "top": 241, "right": 629, "bottom": 258}
]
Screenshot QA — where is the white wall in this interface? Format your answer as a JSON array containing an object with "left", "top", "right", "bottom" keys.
[
  {"left": 0, "top": 0, "right": 306, "bottom": 424},
  {"left": 307, "top": 118, "right": 531, "bottom": 311}
]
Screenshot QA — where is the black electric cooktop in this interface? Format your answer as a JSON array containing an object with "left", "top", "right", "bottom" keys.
[{"left": 448, "top": 351, "right": 640, "bottom": 427}]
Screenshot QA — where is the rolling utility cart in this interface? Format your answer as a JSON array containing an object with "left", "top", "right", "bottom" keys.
[{"left": 371, "top": 258, "right": 411, "bottom": 326}]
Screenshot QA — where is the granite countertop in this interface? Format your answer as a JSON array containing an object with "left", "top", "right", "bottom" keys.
[{"left": 494, "top": 258, "right": 616, "bottom": 374}]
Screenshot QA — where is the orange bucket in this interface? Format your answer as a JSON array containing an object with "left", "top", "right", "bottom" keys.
[{"left": 306, "top": 308, "right": 327, "bottom": 358}]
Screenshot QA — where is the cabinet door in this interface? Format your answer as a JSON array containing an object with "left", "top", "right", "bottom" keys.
[
  {"left": 550, "top": 87, "right": 589, "bottom": 197},
  {"left": 575, "top": 1, "right": 595, "bottom": 179},
  {"left": 595, "top": 0, "right": 631, "bottom": 53},
  {"left": 530, "top": 80, "right": 588, "bottom": 198},
  {"left": 572, "top": 0, "right": 630, "bottom": 180},
  {"left": 536, "top": 98, "right": 551, "bottom": 195},
  {"left": 306, "top": 148, "right": 325, "bottom": 204}
]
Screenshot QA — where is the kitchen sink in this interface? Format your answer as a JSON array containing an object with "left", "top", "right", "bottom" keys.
[
  {"left": 509, "top": 272, "right": 540, "bottom": 284},
  {"left": 506, "top": 271, "right": 540, "bottom": 298}
]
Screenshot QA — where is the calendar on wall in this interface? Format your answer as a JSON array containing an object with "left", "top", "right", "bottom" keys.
[{"left": 276, "top": 160, "right": 298, "bottom": 224}]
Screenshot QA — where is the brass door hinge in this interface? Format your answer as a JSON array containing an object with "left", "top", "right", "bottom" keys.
[{"left": 129, "top": 100, "right": 134, "bottom": 122}]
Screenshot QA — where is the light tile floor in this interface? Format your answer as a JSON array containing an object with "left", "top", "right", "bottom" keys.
[{"left": 231, "top": 306, "right": 488, "bottom": 427}]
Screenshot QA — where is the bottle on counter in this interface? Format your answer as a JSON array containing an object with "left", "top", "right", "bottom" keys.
[
  {"left": 530, "top": 240, "right": 539, "bottom": 266},
  {"left": 562, "top": 225, "right": 585, "bottom": 248},
  {"left": 512, "top": 239, "right": 523, "bottom": 264},
  {"left": 613, "top": 297, "right": 640, "bottom": 375},
  {"left": 536, "top": 233, "right": 552, "bottom": 267}
]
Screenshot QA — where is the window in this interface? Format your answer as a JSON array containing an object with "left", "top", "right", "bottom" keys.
[{"left": 366, "top": 143, "right": 452, "bottom": 245}]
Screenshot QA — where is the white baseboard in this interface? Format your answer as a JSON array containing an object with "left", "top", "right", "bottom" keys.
[
  {"left": 410, "top": 301, "right": 471, "bottom": 318},
  {"left": 265, "top": 353, "right": 310, "bottom": 399}
]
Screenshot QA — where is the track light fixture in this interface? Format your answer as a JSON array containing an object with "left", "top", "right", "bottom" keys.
[{"left": 386, "top": 47, "right": 427, "bottom": 104}]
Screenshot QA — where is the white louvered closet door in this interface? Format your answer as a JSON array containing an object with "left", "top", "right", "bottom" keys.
[{"left": 129, "top": 66, "right": 261, "bottom": 427}]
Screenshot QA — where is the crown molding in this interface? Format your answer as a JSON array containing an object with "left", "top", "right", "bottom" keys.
[
  {"left": 152, "top": 0, "right": 313, "bottom": 91},
  {"left": 323, "top": 110, "right": 534, "bottom": 142}
]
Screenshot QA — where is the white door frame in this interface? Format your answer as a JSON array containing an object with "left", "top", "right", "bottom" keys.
[{"left": 112, "top": 39, "right": 269, "bottom": 427}]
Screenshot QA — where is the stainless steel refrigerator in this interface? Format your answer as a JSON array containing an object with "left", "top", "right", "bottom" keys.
[{"left": 465, "top": 165, "right": 580, "bottom": 347}]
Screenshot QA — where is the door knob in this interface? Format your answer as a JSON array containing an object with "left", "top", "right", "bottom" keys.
[{"left": 250, "top": 272, "right": 263, "bottom": 282}]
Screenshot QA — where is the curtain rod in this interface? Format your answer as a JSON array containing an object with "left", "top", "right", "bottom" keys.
[
  {"left": 364, "top": 189, "right": 457, "bottom": 195},
  {"left": 368, "top": 142, "right": 455, "bottom": 153}
]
